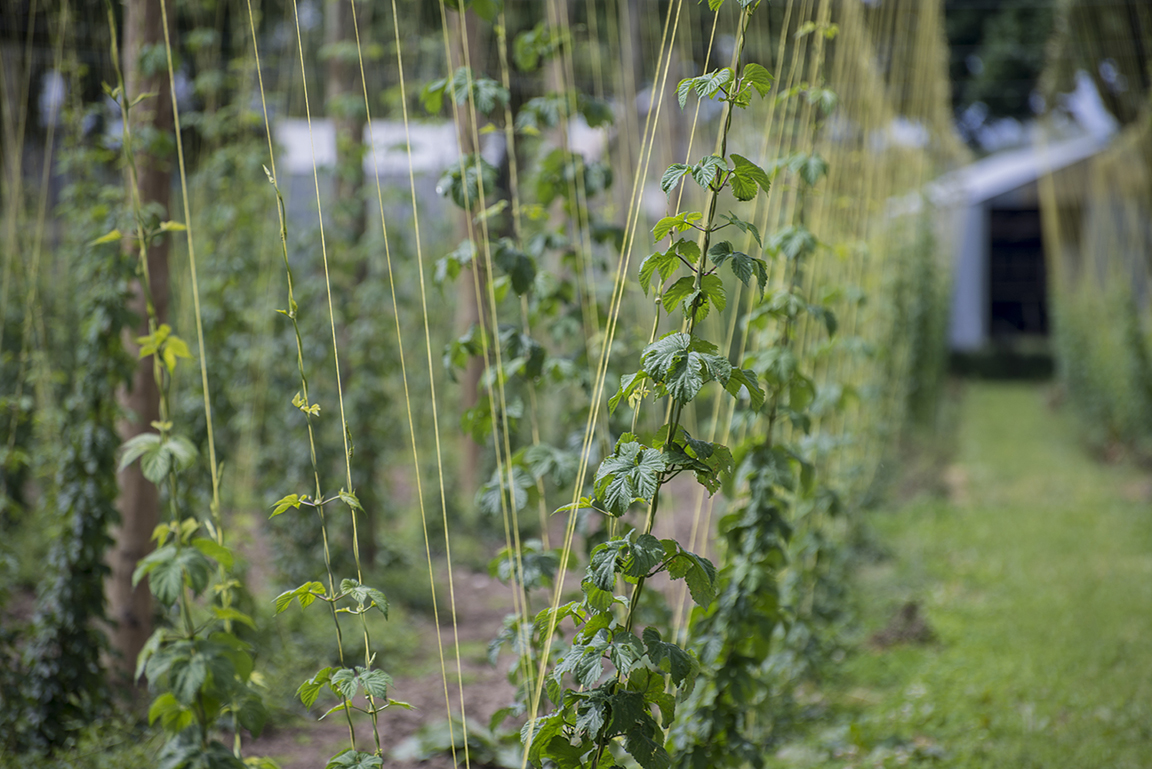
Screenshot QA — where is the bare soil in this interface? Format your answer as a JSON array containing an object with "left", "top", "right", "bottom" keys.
[{"left": 245, "top": 476, "right": 714, "bottom": 768}]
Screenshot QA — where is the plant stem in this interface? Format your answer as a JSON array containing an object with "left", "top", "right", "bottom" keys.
[{"left": 589, "top": 10, "right": 753, "bottom": 768}]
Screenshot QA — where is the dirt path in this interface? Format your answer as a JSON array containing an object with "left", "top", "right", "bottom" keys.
[
  {"left": 248, "top": 567, "right": 515, "bottom": 768},
  {"left": 247, "top": 477, "right": 716, "bottom": 768}
]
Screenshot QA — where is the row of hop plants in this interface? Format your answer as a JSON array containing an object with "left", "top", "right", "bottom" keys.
[
  {"left": 1041, "top": 111, "right": 1152, "bottom": 455},
  {"left": 424, "top": 1, "right": 956, "bottom": 768},
  {"left": 1036, "top": 0, "right": 1152, "bottom": 454}
]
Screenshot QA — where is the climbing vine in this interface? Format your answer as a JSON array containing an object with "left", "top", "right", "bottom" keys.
[
  {"left": 517, "top": 2, "right": 784, "bottom": 767},
  {"left": 102, "top": 7, "right": 272, "bottom": 766}
]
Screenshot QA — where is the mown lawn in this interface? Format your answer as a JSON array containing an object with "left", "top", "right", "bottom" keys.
[{"left": 771, "top": 382, "right": 1152, "bottom": 768}]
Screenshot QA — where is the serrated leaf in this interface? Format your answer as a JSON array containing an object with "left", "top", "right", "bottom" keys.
[
  {"left": 731, "top": 153, "right": 771, "bottom": 197},
  {"left": 661, "top": 276, "right": 696, "bottom": 316},
  {"left": 297, "top": 667, "right": 333, "bottom": 709},
  {"left": 691, "top": 155, "right": 726, "bottom": 189},
  {"left": 642, "top": 627, "right": 698, "bottom": 685},
  {"left": 667, "top": 549, "right": 717, "bottom": 606},
  {"left": 660, "top": 163, "right": 691, "bottom": 193},
  {"left": 358, "top": 668, "right": 392, "bottom": 699},
  {"left": 725, "top": 368, "right": 766, "bottom": 411},
  {"left": 742, "top": 62, "right": 773, "bottom": 96},
  {"left": 719, "top": 212, "right": 762, "bottom": 247},
  {"left": 609, "top": 371, "right": 649, "bottom": 414},
  {"left": 698, "top": 68, "right": 733, "bottom": 100},
  {"left": 274, "top": 581, "right": 327, "bottom": 613},
  {"left": 623, "top": 534, "right": 665, "bottom": 578},
  {"left": 652, "top": 211, "right": 701, "bottom": 242},
  {"left": 338, "top": 489, "right": 363, "bottom": 512},
  {"left": 676, "top": 78, "right": 694, "bottom": 109},
  {"left": 270, "top": 493, "right": 302, "bottom": 518},
  {"left": 700, "top": 274, "right": 727, "bottom": 314},
  {"left": 641, "top": 332, "right": 691, "bottom": 382}
]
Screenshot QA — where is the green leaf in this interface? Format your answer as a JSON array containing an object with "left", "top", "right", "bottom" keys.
[
  {"left": 641, "top": 332, "right": 691, "bottom": 382},
  {"left": 338, "top": 489, "right": 363, "bottom": 512},
  {"left": 471, "top": 0, "right": 503, "bottom": 22},
  {"left": 729, "top": 169, "right": 758, "bottom": 201},
  {"left": 119, "top": 433, "right": 161, "bottom": 473},
  {"left": 710, "top": 242, "right": 767, "bottom": 294},
  {"left": 190, "top": 537, "right": 232, "bottom": 571},
  {"left": 676, "top": 78, "right": 694, "bottom": 109},
  {"left": 339, "top": 578, "right": 389, "bottom": 618},
  {"left": 642, "top": 627, "right": 698, "bottom": 685},
  {"left": 700, "top": 274, "right": 727, "bottom": 314},
  {"left": 661, "top": 276, "right": 696, "bottom": 316},
  {"left": 439, "top": 67, "right": 509, "bottom": 115},
  {"left": 270, "top": 493, "right": 303, "bottom": 518},
  {"left": 326, "top": 750, "right": 383, "bottom": 769},
  {"left": 147, "top": 692, "right": 186, "bottom": 727},
  {"left": 133, "top": 545, "right": 212, "bottom": 606},
  {"left": 171, "top": 654, "right": 207, "bottom": 705},
  {"left": 166, "top": 435, "right": 197, "bottom": 469},
  {"left": 665, "top": 351, "right": 705, "bottom": 402},
  {"left": 514, "top": 22, "right": 563, "bottom": 73},
  {"left": 666, "top": 548, "right": 717, "bottom": 606},
  {"left": 359, "top": 668, "right": 392, "bottom": 699},
  {"left": 523, "top": 714, "right": 567, "bottom": 764},
  {"left": 608, "top": 371, "right": 650, "bottom": 414},
  {"left": 652, "top": 211, "right": 702, "bottom": 242},
  {"left": 434, "top": 240, "right": 475, "bottom": 286},
  {"left": 660, "top": 163, "right": 691, "bottom": 193},
  {"left": 789, "top": 151, "right": 829, "bottom": 186},
  {"left": 623, "top": 534, "right": 665, "bottom": 578},
  {"left": 554, "top": 629, "right": 610, "bottom": 689},
  {"left": 742, "top": 62, "right": 773, "bottom": 97},
  {"left": 297, "top": 667, "right": 333, "bottom": 709},
  {"left": 493, "top": 238, "right": 537, "bottom": 295},
  {"left": 719, "top": 212, "right": 762, "bottom": 247},
  {"left": 638, "top": 250, "right": 678, "bottom": 296},
  {"left": 691, "top": 155, "right": 726, "bottom": 189},
  {"left": 725, "top": 368, "right": 766, "bottom": 411},
  {"left": 158, "top": 220, "right": 187, "bottom": 232},
  {"left": 436, "top": 153, "right": 499, "bottom": 210},
  {"left": 274, "top": 581, "right": 327, "bottom": 613},
  {"left": 730, "top": 154, "right": 771, "bottom": 198},
  {"left": 593, "top": 440, "right": 666, "bottom": 516},
  {"left": 699, "top": 68, "right": 734, "bottom": 100},
  {"left": 807, "top": 86, "right": 838, "bottom": 114},
  {"left": 768, "top": 224, "right": 817, "bottom": 260},
  {"left": 140, "top": 441, "right": 172, "bottom": 484}
]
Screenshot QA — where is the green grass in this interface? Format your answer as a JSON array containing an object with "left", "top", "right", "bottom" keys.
[{"left": 771, "top": 382, "right": 1152, "bottom": 768}]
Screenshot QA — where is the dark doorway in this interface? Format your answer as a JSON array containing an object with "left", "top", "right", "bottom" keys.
[{"left": 988, "top": 207, "right": 1048, "bottom": 338}]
